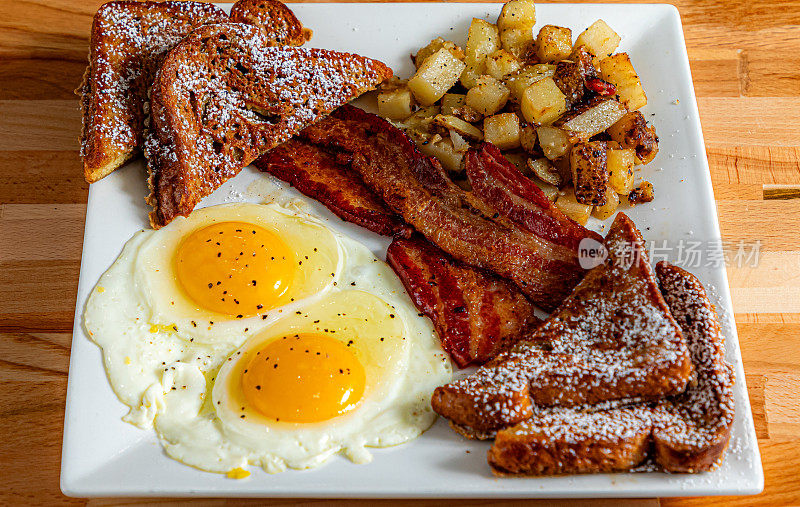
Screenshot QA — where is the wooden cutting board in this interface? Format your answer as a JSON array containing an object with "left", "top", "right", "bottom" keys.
[{"left": 1, "top": 0, "right": 799, "bottom": 505}]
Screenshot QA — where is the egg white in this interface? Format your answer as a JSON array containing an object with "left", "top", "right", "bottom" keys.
[{"left": 84, "top": 201, "right": 452, "bottom": 474}]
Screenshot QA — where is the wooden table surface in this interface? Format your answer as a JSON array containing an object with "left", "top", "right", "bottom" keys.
[{"left": 2, "top": 0, "right": 799, "bottom": 505}]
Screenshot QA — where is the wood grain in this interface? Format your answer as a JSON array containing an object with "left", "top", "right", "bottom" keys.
[{"left": 1, "top": 0, "right": 799, "bottom": 505}]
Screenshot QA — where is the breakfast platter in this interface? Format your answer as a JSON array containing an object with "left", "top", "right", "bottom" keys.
[{"left": 61, "top": 1, "right": 763, "bottom": 498}]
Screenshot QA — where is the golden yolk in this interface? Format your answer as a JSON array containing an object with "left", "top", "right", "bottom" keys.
[
  {"left": 175, "top": 222, "right": 295, "bottom": 317},
  {"left": 241, "top": 333, "right": 366, "bottom": 423}
]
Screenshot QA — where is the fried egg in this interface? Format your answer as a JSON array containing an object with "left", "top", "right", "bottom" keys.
[{"left": 84, "top": 201, "right": 451, "bottom": 474}]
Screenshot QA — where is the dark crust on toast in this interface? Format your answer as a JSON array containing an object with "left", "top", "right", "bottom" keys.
[
  {"left": 431, "top": 213, "right": 693, "bottom": 434},
  {"left": 387, "top": 235, "right": 541, "bottom": 368},
  {"left": 254, "top": 139, "right": 411, "bottom": 238},
  {"left": 79, "top": 1, "right": 228, "bottom": 182},
  {"left": 489, "top": 406, "right": 653, "bottom": 475},
  {"left": 144, "top": 23, "right": 392, "bottom": 228},
  {"left": 652, "top": 262, "right": 735, "bottom": 472},
  {"left": 230, "top": 0, "right": 312, "bottom": 46},
  {"left": 297, "top": 105, "right": 591, "bottom": 311},
  {"left": 484, "top": 261, "right": 734, "bottom": 476}
]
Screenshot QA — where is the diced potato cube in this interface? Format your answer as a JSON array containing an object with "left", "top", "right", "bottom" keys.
[
  {"left": 628, "top": 180, "right": 655, "bottom": 205},
  {"left": 555, "top": 187, "right": 592, "bottom": 225},
  {"left": 527, "top": 157, "right": 563, "bottom": 186},
  {"left": 504, "top": 64, "right": 556, "bottom": 101},
  {"left": 414, "top": 38, "right": 465, "bottom": 68},
  {"left": 484, "top": 112, "right": 521, "bottom": 150},
  {"left": 521, "top": 77, "right": 567, "bottom": 125},
  {"left": 410, "top": 131, "right": 464, "bottom": 172},
  {"left": 534, "top": 25, "right": 573, "bottom": 63},
  {"left": 377, "top": 88, "right": 414, "bottom": 120},
  {"left": 537, "top": 126, "right": 572, "bottom": 160},
  {"left": 498, "top": 0, "right": 536, "bottom": 31},
  {"left": 434, "top": 114, "right": 484, "bottom": 140},
  {"left": 574, "top": 19, "right": 620, "bottom": 58},
  {"left": 500, "top": 27, "right": 535, "bottom": 59},
  {"left": 485, "top": 49, "right": 522, "bottom": 80},
  {"left": 534, "top": 179, "right": 560, "bottom": 202},
  {"left": 519, "top": 125, "right": 537, "bottom": 153},
  {"left": 570, "top": 141, "right": 608, "bottom": 205},
  {"left": 441, "top": 93, "right": 467, "bottom": 115},
  {"left": 408, "top": 48, "right": 467, "bottom": 106},
  {"left": 452, "top": 105, "right": 483, "bottom": 123},
  {"left": 466, "top": 76, "right": 510, "bottom": 116},
  {"left": 593, "top": 186, "right": 620, "bottom": 220},
  {"left": 558, "top": 99, "right": 627, "bottom": 139},
  {"left": 607, "top": 148, "right": 635, "bottom": 194},
  {"left": 607, "top": 111, "right": 659, "bottom": 164},
  {"left": 599, "top": 53, "right": 647, "bottom": 111},
  {"left": 461, "top": 18, "right": 501, "bottom": 84}
]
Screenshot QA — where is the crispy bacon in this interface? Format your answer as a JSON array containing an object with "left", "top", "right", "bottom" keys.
[
  {"left": 466, "top": 143, "right": 602, "bottom": 251},
  {"left": 297, "top": 105, "right": 587, "bottom": 311},
  {"left": 388, "top": 235, "right": 540, "bottom": 368},
  {"left": 585, "top": 77, "right": 616, "bottom": 97},
  {"left": 255, "top": 139, "right": 412, "bottom": 237}
]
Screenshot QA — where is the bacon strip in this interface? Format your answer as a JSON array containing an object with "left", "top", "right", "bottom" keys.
[
  {"left": 255, "top": 139, "right": 412, "bottom": 237},
  {"left": 388, "top": 235, "right": 540, "bottom": 368},
  {"left": 297, "top": 105, "right": 588, "bottom": 310},
  {"left": 466, "top": 143, "right": 602, "bottom": 251}
]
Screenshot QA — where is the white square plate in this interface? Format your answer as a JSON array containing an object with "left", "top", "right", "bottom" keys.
[{"left": 62, "top": 2, "right": 763, "bottom": 498}]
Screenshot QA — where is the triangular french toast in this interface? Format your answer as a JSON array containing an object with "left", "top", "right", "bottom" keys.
[
  {"left": 144, "top": 23, "right": 392, "bottom": 228},
  {"left": 230, "top": 0, "right": 313, "bottom": 46},
  {"left": 487, "top": 262, "right": 735, "bottom": 475},
  {"left": 79, "top": 0, "right": 313, "bottom": 183},
  {"left": 79, "top": 1, "right": 228, "bottom": 183},
  {"left": 431, "top": 213, "right": 693, "bottom": 435},
  {"left": 651, "top": 261, "right": 735, "bottom": 472}
]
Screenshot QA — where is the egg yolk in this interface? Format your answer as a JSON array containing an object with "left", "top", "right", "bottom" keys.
[
  {"left": 241, "top": 333, "right": 366, "bottom": 423},
  {"left": 175, "top": 222, "right": 294, "bottom": 317}
]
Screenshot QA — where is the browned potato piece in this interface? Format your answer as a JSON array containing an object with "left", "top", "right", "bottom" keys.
[
  {"left": 555, "top": 187, "right": 592, "bottom": 225},
  {"left": 434, "top": 114, "right": 484, "bottom": 140},
  {"left": 521, "top": 76, "right": 567, "bottom": 125},
  {"left": 570, "top": 141, "right": 608, "bottom": 205},
  {"left": 410, "top": 131, "right": 464, "bottom": 172},
  {"left": 558, "top": 98, "right": 627, "bottom": 140},
  {"left": 414, "top": 38, "right": 465, "bottom": 68},
  {"left": 607, "top": 111, "right": 659, "bottom": 164},
  {"left": 534, "top": 179, "right": 560, "bottom": 202},
  {"left": 498, "top": 0, "right": 536, "bottom": 31},
  {"left": 599, "top": 53, "right": 647, "bottom": 111},
  {"left": 484, "top": 112, "right": 521, "bottom": 150},
  {"left": 378, "top": 88, "right": 414, "bottom": 120},
  {"left": 502, "top": 150, "right": 529, "bottom": 174},
  {"left": 537, "top": 125, "right": 572, "bottom": 160},
  {"left": 534, "top": 25, "right": 573, "bottom": 63},
  {"left": 527, "top": 157, "right": 563, "bottom": 187},
  {"left": 607, "top": 148, "right": 636, "bottom": 194},
  {"left": 519, "top": 125, "right": 538, "bottom": 153},
  {"left": 504, "top": 64, "right": 557, "bottom": 101},
  {"left": 466, "top": 76, "right": 510, "bottom": 116},
  {"left": 485, "top": 49, "right": 523, "bottom": 80},
  {"left": 593, "top": 186, "right": 620, "bottom": 220},
  {"left": 408, "top": 48, "right": 466, "bottom": 106},
  {"left": 574, "top": 19, "right": 620, "bottom": 58},
  {"left": 402, "top": 105, "right": 440, "bottom": 132},
  {"left": 628, "top": 181, "right": 655, "bottom": 205},
  {"left": 441, "top": 93, "right": 467, "bottom": 115}
]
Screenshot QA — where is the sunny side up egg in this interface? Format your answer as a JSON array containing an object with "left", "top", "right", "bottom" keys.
[{"left": 84, "top": 201, "right": 452, "bottom": 475}]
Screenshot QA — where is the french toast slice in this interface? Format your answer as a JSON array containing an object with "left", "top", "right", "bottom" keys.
[
  {"left": 486, "top": 262, "right": 735, "bottom": 475},
  {"left": 489, "top": 405, "right": 653, "bottom": 475},
  {"left": 144, "top": 23, "right": 392, "bottom": 228},
  {"left": 230, "top": 0, "right": 312, "bottom": 45},
  {"left": 431, "top": 213, "right": 692, "bottom": 435},
  {"left": 651, "top": 261, "right": 735, "bottom": 472},
  {"left": 79, "top": 1, "right": 228, "bottom": 183}
]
